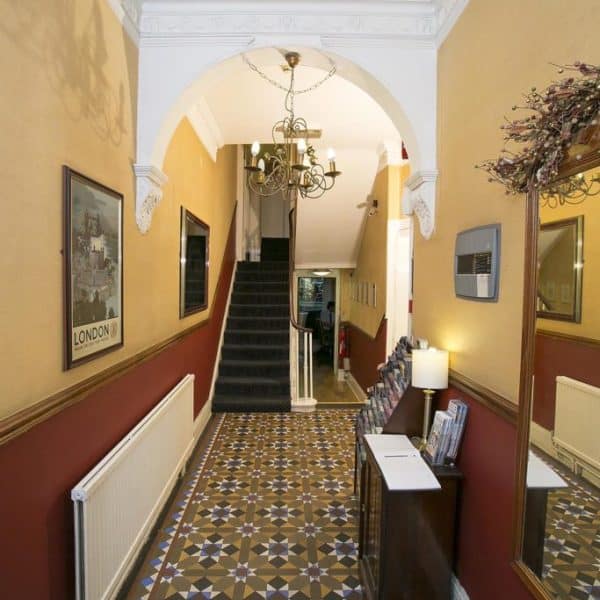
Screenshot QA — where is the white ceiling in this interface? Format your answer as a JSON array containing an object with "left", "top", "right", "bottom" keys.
[{"left": 196, "top": 48, "right": 403, "bottom": 268}]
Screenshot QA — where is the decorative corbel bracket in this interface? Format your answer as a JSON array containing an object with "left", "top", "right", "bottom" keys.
[
  {"left": 402, "top": 170, "right": 438, "bottom": 239},
  {"left": 133, "top": 164, "right": 168, "bottom": 234}
]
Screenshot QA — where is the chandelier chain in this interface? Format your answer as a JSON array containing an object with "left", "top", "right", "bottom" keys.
[{"left": 242, "top": 53, "right": 337, "bottom": 95}]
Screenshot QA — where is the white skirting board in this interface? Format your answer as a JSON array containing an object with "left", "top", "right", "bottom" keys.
[
  {"left": 452, "top": 574, "right": 470, "bottom": 600},
  {"left": 346, "top": 371, "right": 367, "bottom": 403},
  {"left": 194, "top": 399, "right": 213, "bottom": 443},
  {"left": 530, "top": 421, "right": 558, "bottom": 459}
]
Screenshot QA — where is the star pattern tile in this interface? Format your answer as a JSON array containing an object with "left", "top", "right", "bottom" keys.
[
  {"left": 123, "top": 410, "right": 362, "bottom": 600},
  {"left": 538, "top": 454, "right": 600, "bottom": 600}
]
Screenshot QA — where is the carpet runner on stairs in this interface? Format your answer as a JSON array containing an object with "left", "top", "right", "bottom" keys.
[{"left": 212, "top": 238, "right": 291, "bottom": 412}]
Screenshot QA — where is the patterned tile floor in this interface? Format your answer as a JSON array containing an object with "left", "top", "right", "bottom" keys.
[
  {"left": 123, "top": 410, "right": 362, "bottom": 600},
  {"left": 540, "top": 456, "right": 600, "bottom": 599}
]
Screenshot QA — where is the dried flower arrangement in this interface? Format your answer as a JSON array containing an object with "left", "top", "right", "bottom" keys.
[{"left": 477, "top": 62, "right": 600, "bottom": 195}]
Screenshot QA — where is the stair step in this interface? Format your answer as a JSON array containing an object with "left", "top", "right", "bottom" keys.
[
  {"left": 261, "top": 238, "right": 290, "bottom": 262},
  {"left": 222, "top": 344, "right": 289, "bottom": 360},
  {"left": 231, "top": 292, "right": 289, "bottom": 305},
  {"left": 212, "top": 394, "right": 291, "bottom": 413},
  {"left": 215, "top": 376, "right": 290, "bottom": 397},
  {"left": 224, "top": 329, "right": 289, "bottom": 346},
  {"left": 237, "top": 261, "right": 290, "bottom": 273},
  {"left": 227, "top": 316, "right": 289, "bottom": 331},
  {"left": 234, "top": 281, "right": 288, "bottom": 292},
  {"left": 220, "top": 359, "right": 289, "bottom": 378},
  {"left": 236, "top": 270, "right": 289, "bottom": 283},
  {"left": 229, "top": 303, "right": 289, "bottom": 318}
]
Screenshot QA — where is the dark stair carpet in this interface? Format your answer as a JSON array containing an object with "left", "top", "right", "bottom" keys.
[{"left": 213, "top": 239, "right": 291, "bottom": 413}]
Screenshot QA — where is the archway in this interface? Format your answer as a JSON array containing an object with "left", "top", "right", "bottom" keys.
[{"left": 133, "top": 42, "right": 438, "bottom": 238}]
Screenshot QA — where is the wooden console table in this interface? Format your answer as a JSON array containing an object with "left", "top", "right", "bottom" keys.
[{"left": 358, "top": 435, "right": 462, "bottom": 600}]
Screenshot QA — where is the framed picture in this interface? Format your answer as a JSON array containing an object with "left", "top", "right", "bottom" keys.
[{"left": 63, "top": 167, "right": 124, "bottom": 369}]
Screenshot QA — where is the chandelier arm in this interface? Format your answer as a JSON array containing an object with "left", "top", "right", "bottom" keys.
[{"left": 243, "top": 51, "right": 341, "bottom": 199}]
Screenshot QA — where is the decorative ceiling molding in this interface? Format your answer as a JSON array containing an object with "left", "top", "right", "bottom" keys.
[
  {"left": 402, "top": 170, "right": 438, "bottom": 239},
  {"left": 435, "top": 0, "right": 469, "bottom": 46},
  {"left": 108, "top": 0, "right": 468, "bottom": 47},
  {"left": 133, "top": 164, "right": 168, "bottom": 234},
  {"left": 106, "top": 0, "right": 142, "bottom": 43},
  {"left": 186, "top": 99, "right": 225, "bottom": 162}
]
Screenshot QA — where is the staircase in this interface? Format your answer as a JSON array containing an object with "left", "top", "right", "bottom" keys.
[{"left": 212, "top": 238, "right": 291, "bottom": 412}]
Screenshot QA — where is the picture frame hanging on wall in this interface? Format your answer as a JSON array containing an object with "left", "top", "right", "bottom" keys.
[{"left": 63, "top": 166, "right": 124, "bottom": 370}]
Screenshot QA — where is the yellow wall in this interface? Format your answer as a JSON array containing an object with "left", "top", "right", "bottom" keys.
[
  {"left": 339, "top": 270, "right": 352, "bottom": 322},
  {"left": 538, "top": 167, "right": 600, "bottom": 340},
  {"left": 349, "top": 164, "right": 408, "bottom": 336},
  {"left": 349, "top": 168, "right": 389, "bottom": 336},
  {"left": 412, "top": 0, "right": 600, "bottom": 402},
  {"left": 0, "top": 1, "right": 237, "bottom": 419}
]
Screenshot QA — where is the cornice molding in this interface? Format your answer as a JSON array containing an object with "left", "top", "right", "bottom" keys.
[
  {"left": 133, "top": 164, "right": 168, "bottom": 234},
  {"left": 110, "top": 0, "right": 467, "bottom": 47},
  {"left": 435, "top": 0, "right": 469, "bottom": 47},
  {"left": 106, "top": 0, "right": 142, "bottom": 44}
]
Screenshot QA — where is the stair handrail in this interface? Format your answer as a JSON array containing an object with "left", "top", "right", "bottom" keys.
[
  {"left": 288, "top": 205, "right": 311, "bottom": 334},
  {"left": 288, "top": 200, "right": 315, "bottom": 404}
]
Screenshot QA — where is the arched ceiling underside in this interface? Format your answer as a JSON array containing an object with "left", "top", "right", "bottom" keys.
[{"left": 189, "top": 47, "right": 405, "bottom": 268}]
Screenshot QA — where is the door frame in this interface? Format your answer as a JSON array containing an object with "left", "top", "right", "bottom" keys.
[{"left": 294, "top": 269, "right": 341, "bottom": 377}]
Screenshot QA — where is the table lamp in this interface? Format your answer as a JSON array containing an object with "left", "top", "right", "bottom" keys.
[{"left": 411, "top": 348, "right": 449, "bottom": 447}]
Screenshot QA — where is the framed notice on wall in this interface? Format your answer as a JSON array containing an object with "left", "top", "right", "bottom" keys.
[{"left": 63, "top": 167, "right": 124, "bottom": 370}]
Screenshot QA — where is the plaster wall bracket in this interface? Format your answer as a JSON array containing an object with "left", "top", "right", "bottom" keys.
[
  {"left": 133, "top": 164, "right": 168, "bottom": 234},
  {"left": 402, "top": 170, "right": 438, "bottom": 239}
]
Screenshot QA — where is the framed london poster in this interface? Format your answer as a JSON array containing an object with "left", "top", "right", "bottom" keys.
[{"left": 63, "top": 167, "right": 123, "bottom": 369}]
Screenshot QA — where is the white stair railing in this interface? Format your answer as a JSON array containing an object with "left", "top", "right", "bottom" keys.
[{"left": 289, "top": 202, "right": 317, "bottom": 410}]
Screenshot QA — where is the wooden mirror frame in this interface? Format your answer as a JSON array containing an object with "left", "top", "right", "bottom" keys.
[
  {"left": 536, "top": 215, "right": 584, "bottom": 323},
  {"left": 512, "top": 137, "right": 600, "bottom": 597},
  {"left": 179, "top": 207, "right": 210, "bottom": 318}
]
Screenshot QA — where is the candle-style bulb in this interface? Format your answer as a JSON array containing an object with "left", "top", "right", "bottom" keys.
[
  {"left": 297, "top": 139, "right": 307, "bottom": 154},
  {"left": 251, "top": 141, "right": 260, "bottom": 157},
  {"left": 257, "top": 158, "right": 265, "bottom": 172},
  {"left": 327, "top": 147, "right": 336, "bottom": 161}
]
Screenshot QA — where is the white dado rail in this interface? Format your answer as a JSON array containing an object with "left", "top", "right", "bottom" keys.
[
  {"left": 133, "top": 164, "right": 168, "bottom": 234},
  {"left": 403, "top": 170, "right": 439, "bottom": 240}
]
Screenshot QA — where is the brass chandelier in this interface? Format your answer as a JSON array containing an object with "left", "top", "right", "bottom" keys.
[
  {"left": 244, "top": 52, "right": 342, "bottom": 199},
  {"left": 540, "top": 170, "right": 600, "bottom": 208}
]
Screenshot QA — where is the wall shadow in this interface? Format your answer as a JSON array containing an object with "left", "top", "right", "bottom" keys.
[{"left": 0, "top": 0, "right": 129, "bottom": 146}]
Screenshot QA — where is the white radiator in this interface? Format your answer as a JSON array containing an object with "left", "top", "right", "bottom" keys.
[
  {"left": 72, "top": 374, "right": 195, "bottom": 600},
  {"left": 554, "top": 375, "right": 600, "bottom": 481}
]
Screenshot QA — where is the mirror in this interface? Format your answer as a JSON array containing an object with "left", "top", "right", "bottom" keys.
[
  {"left": 179, "top": 207, "right": 209, "bottom": 318},
  {"left": 517, "top": 163, "right": 600, "bottom": 598},
  {"left": 537, "top": 216, "right": 583, "bottom": 323}
]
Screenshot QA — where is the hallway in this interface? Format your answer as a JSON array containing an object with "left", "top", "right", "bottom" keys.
[{"left": 124, "top": 410, "right": 362, "bottom": 599}]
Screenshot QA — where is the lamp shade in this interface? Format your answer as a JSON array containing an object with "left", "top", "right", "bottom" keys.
[{"left": 412, "top": 348, "right": 449, "bottom": 390}]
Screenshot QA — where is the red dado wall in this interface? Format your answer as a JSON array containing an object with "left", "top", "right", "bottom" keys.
[
  {"left": 438, "top": 387, "right": 531, "bottom": 600},
  {"left": 533, "top": 331, "right": 600, "bottom": 430},
  {"left": 347, "top": 319, "right": 387, "bottom": 392},
  {"left": 0, "top": 217, "right": 235, "bottom": 600}
]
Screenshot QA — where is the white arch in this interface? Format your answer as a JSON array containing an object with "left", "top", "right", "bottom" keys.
[{"left": 135, "top": 39, "right": 438, "bottom": 236}]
